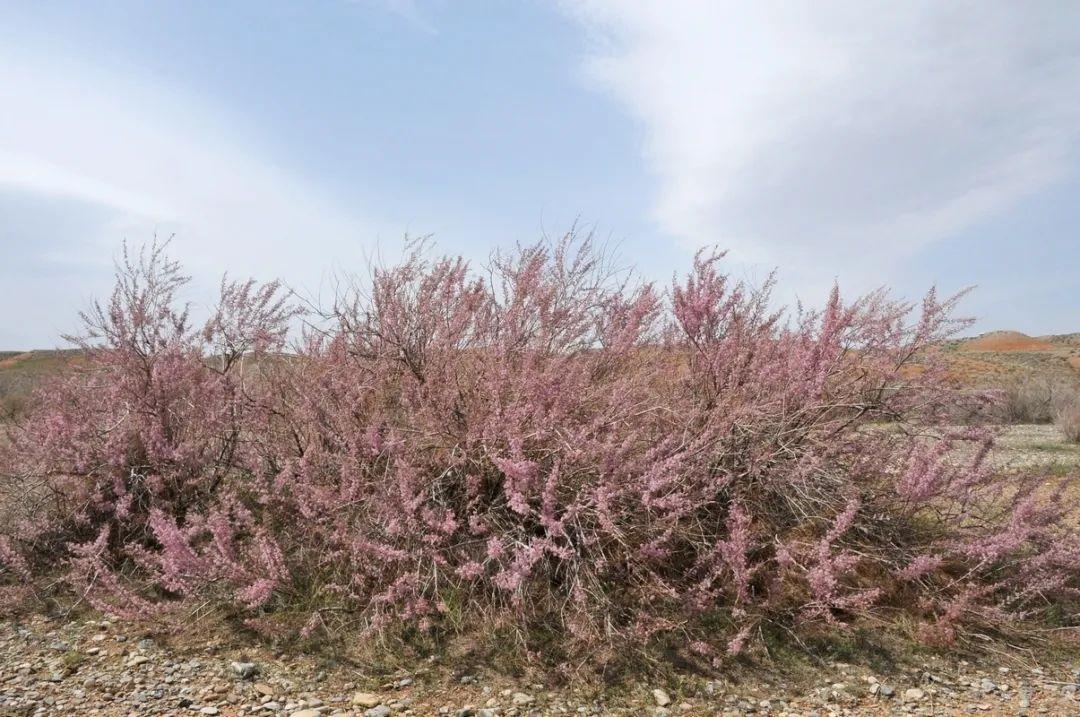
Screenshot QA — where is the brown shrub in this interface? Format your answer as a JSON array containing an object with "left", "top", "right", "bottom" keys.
[
  {"left": 1054, "top": 388, "right": 1080, "bottom": 443},
  {"left": 1000, "top": 375, "right": 1066, "bottom": 424}
]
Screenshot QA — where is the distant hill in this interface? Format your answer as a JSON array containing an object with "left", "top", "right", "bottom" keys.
[
  {"left": 946, "top": 331, "right": 1080, "bottom": 386},
  {"left": 957, "top": 330, "right": 1055, "bottom": 353},
  {"left": 1041, "top": 332, "right": 1080, "bottom": 347}
]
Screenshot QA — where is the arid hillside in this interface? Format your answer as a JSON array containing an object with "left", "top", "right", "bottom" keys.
[
  {"left": 942, "top": 330, "right": 1080, "bottom": 386},
  {"left": 0, "top": 350, "right": 84, "bottom": 418}
]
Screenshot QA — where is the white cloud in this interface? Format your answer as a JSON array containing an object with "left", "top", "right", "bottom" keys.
[
  {"left": 0, "top": 48, "right": 375, "bottom": 304},
  {"left": 564, "top": 1, "right": 1080, "bottom": 291}
]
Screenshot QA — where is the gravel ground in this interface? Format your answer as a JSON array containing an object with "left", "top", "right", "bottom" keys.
[
  {"left": 990, "top": 424, "right": 1080, "bottom": 472},
  {"left": 1, "top": 615, "right": 1078, "bottom": 717}
]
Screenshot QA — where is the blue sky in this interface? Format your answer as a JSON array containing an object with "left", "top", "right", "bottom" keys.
[{"left": 1, "top": 1, "right": 1078, "bottom": 348}]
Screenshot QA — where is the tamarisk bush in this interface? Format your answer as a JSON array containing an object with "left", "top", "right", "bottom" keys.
[{"left": 1, "top": 236, "right": 1077, "bottom": 665}]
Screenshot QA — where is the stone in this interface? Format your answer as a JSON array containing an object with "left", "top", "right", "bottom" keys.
[
  {"left": 511, "top": 692, "right": 534, "bottom": 705},
  {"left": 291, "top": 711, "right": 321, "bottom": 717},
  {"left": 904, "top": 688, "right": 926, "bottom": 701},
  {"left": 253, "top": 682, "right": 275, "bottom": 697},
  {"left": 231, "top": 661, "right": 259, "bottom": 680},
  {"left": 352, "top": 692, "right": 381, "bottom": 707},
  {"left": 200, "top": 708, "right": 220, "bottom": 716},
  {"left": 365, "top": 707, "right": 391, "bottom": 717},
  {"left": 653, "top": 688, "right": 672, "bottom": 707}
]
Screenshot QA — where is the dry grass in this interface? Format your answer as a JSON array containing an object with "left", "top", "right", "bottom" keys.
[{"left": 0, "top": 349, "right": 83, "bottom": 418}]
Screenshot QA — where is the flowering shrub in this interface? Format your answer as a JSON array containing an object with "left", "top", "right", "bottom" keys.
[{"left": 1, "top": 237, "right": 1077, "bottom": 664}]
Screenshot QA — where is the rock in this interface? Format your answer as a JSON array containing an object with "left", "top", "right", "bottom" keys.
[
  {"left": 365, "top": 707, "right": 391, "bottom": 717},
  {"left": 653, "top": 688, "right": 672, "bottom": 707},
  {"left": 352, "top": 692, "right": 381, "bottom": 707},
  {"left": 253, "top": 682, "right": 275, "bottom": 696},
  {"left": 879, "top": 684, "right": 895, "bottom": 697},
  {"left": 980, "top": 678, "right": 998, "bottom": 693},
  {"left": 511, "top": 692, "right": 534, "bottom": 705},
  {"left": 291, "top": 710, "right": 321, "bottom": 717},
  {"left": 904, "top": 687, "right": 926, "bottom": 701},
  {"left": 231, "top": 661, "right": 259, "bottom": 680},
  {"left": 200, "top": 708, "right": 220, "bottom": 716}
]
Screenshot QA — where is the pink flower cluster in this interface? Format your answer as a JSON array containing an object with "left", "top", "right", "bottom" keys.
[{"left": 0, "top": 236, "right": 1076, "bottom": 660}]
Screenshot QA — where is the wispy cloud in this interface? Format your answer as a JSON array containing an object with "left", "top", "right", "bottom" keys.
[
  {"left": 563, "top": 1, "right": 1080, "bottom": 292},
  {"left": 360, "top": 0, "right": 438, "bottom": 34},
  {"left": 0, "top": 48, "right": 374, "bottom": 292}
]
